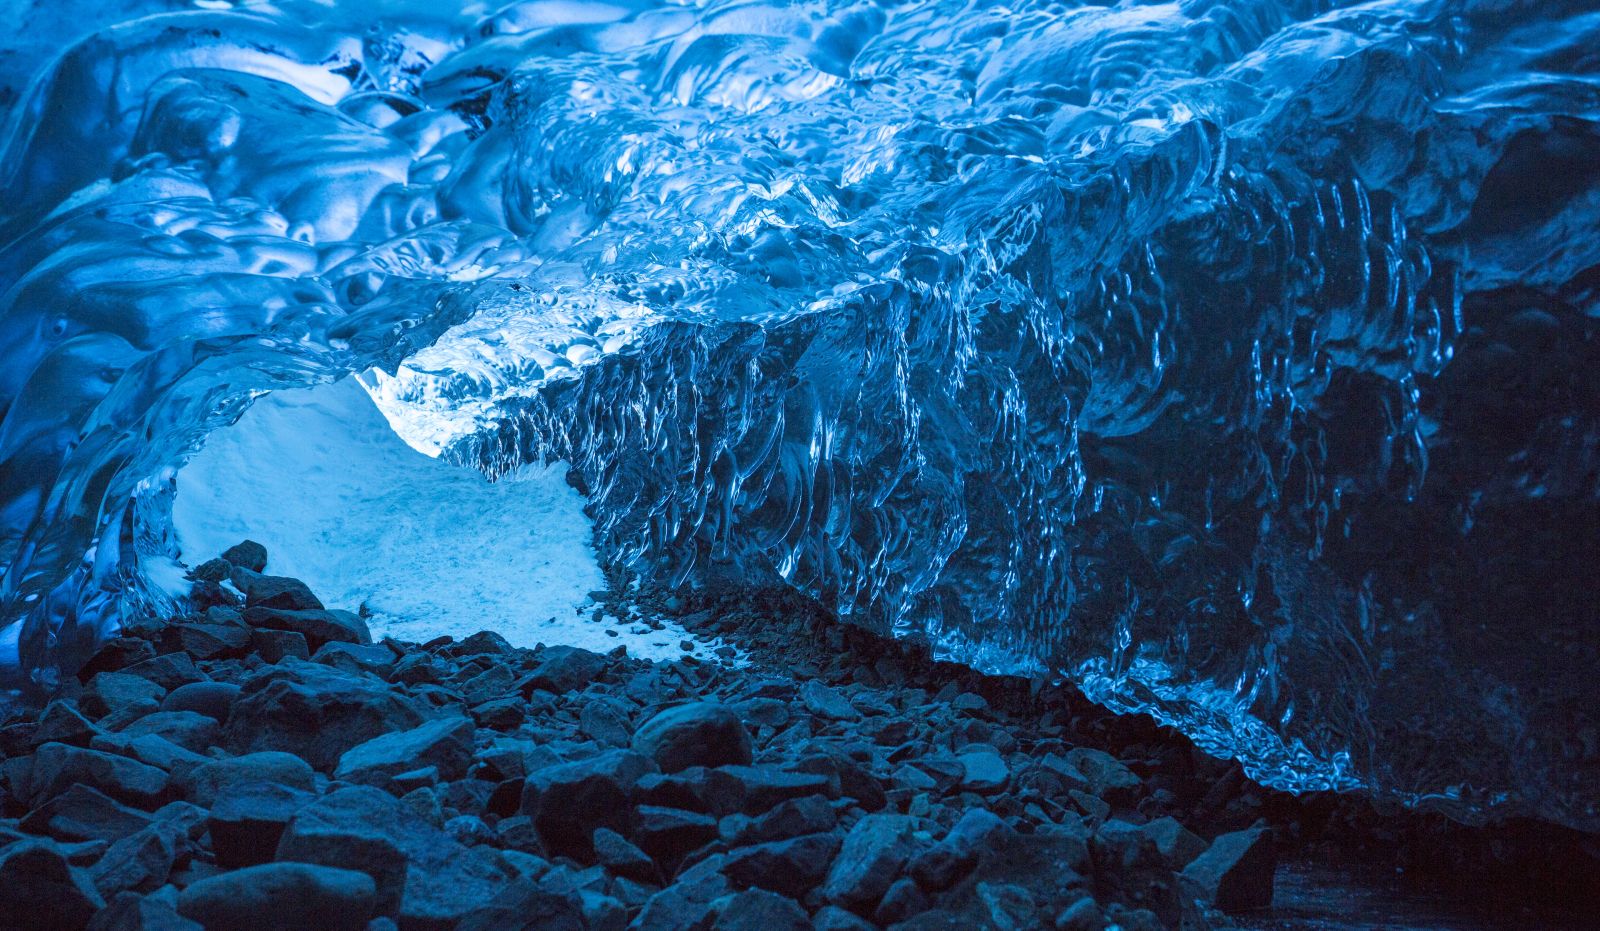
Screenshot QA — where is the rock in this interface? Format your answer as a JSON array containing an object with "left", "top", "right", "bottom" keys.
[
  {"left": 119, "top": 712, "right": 218, "bottom": 754},
  {"left": 244, "top": 606, "right": 371, "bottom": 651},
  {"left": 314, "top": 641, "right": 397, "bottom": 676},
  {"left": 632, "top": 704, "right": 753, "bottom": 774},
  {"left": 634, "top": 768, "right": 747, "bottom": 816},
  {"left": 632, "top": 805, "right": 720, "bottom": 869},
  {"left": 822, "top": 814, "right": 919, "bottom": 911},
  {"left": 712, "top": 888, "right": 812, "bottom": 931},
  {"left": 1140, "top": 816, "right": 1207, "bottom": 868},
  {"left": 221, "top": 540, "right": 269, "bottom": 572},
  {"left": 252, "top": 628, "right": 310, "bottom": 663},
  {"left": 92, "top": 734, "right": 211, "bottom": 779},
  {"left": 78, "top": 638, "right": 159, "bottom": 681},
  {"left": 222, "top": 662, "right": 424, "bottom": 770},
  {"left": 800, "top": 681, "right": 859, "bottom": 721},
  {"left": 27, "top": 742, "right": 169, "bottom": 809},
  {"left": 182, "top": 751, "right": 316, "bottom": 806},
  {"left": 450, "top": 630, "right": 513, "bottom": 656},
  {"left": 875, "top": 876, "right": 930, "bottom": 925},
  {"left": 276, "top": 786, "right": 515, "bottom": 928},
  {"left": 471, "top": 697, "right": 526, "bottom": 731},
  {"left": 161, "top": 622, "right": 252, "bottom": 660},
  {"left": 20, "top": 784, "right": 154, "bottom": 842},
  {"left": 88, "top": 891, "right": 205, "bottom": 930},
  {"left": 459, "top": 665, "right": 516, "bottom": 706},
  {"left": 976, "top": 881, "right": 1039, "bottom": 930},
  {"left": 720, "top": 766, "right": 834, "bottom": 814},
  {"left": 120, "top": 654, "right": 205, "bottom": 691},
  {"left": 1054, "top": 896, "right": 1103, "bottom": 931},
  {"left": 632, "top": 865, "right": 730, "bottom": 931},
  {"left": 520, "top": 646, "right": 609, "bottom": 694},
  {"left": 813, "top": 905, "right": 875, "bottom": 931},
  {"left": 33, "top": 699, "right": 101, "bottom": 748},
  {"left": 177, "top": 862, "right": 376, "bottom": 931},
  {"left": 334, "top": 716, "right": 475, "bottom": 789},
  {"left": 956, "top": 746, "right": 1009, "bottom": 793},
  {"left": 89, "top": 823, "right": 182, "bottom": 898},
  {"left": 1180, "top": 827, "right": 1276, "bottom": 913},
  {"left": 1063, "top": 748, "right": 1141, "bottom": 802},
  {"left": 522, "top": 749, "right": 657, "bottom": 859},
  {"left": 82, "top": 673, "right": 166, "bottom": 724},
  {"left": 160, "top": 682, "right": 241, "bottom": 722},
  {"left": 594, "top": 827, "right": 657, "bottom": 883},
  {"left": 909, "top": 808, "right": 1010, "bottom": 892},
  {"left": 235, "top": 571, "right": 324, "bottom": 611},
  {"left": 579, "top": 698, "right": 633, "bottom": 748},
  {"left": 452, "top": 880, "right": 586, "bottom": 931},
  {"left": 0, "top": 839, "right": 106, "bottom": 929},
  {"left": 191, "top": 556, "right": 234, "bottom": 582},
  {"left": 720, "top": 794, "right": 837, "bottom": 847},
  {"left": 208, "top": 781, "right": 314, "bottom": 867},
  {"left": 721, "top": 832, "right": 841, "bottom": 898}
]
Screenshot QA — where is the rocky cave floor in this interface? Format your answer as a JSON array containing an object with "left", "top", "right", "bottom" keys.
[{"left": 1, "top": 542, "right": 1595, "bottom": 930}]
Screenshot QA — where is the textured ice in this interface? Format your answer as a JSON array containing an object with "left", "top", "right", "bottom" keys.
[{"left": 0, "top": 0, "right": 1597, "bottom": 829}]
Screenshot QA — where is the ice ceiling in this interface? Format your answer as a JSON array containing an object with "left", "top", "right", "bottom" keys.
[{"left": 0, "top": 0, "right": 1596, "bottom": 830}]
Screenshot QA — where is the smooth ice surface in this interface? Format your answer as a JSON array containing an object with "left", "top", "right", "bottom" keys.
[
  {"left": 1, "top": 0, "right": 1598, "bottom": 829},
  {"left": 168, "top": 376, "right": 688, "bottom": 657}
]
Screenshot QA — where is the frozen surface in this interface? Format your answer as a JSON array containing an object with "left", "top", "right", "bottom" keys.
[
  {"left": 168, "top": 376, "right": 691, "bottom": 658},
  {"left": 0, "top": 0, "right": 1597, "bottom": 829}
]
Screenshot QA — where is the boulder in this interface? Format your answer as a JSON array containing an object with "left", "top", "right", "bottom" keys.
[
  {"left": 182, "top": 752, "right": 316, "bottom": 807},
  {"left": 632, "top": 703, "right": 753, "bottom": 773},
  {"left": 956, "top": 746, "right": 1009, "bottom": 793},
  {"left": 160, "top": 621, "right": 252, "bottom": 659},
  {"left": 19, "top": 784, "right": 153, "bottom": 843},
  {"left": 721, "top": 832, "right": 841, "bottom": 899},
  {"left": 1181, "top": 827, "right": 1276, "bottom": 913},
  {"left": 82, "top": 673, "right": 166, "bottom": 724},
  {"left": 119, "top": 654, "right": 205, "bottom": 691},
  {"left": 234, "top": 571, "right": 324, "bottom": 611},
  {"left": 631, "top": 805, "right": 719, "bottom": 869},
  {"left": 222, "top": 662, "right": 424, "bottom": 770},
  {"left": 800, "top": 681, "right": 859, "bottom": 721},
  {"left": 521, "top": 750, "right": 657, "bottom": 860},
  {"left": 88, "top": 823, "right": 183, "bottom": 898},
  {"left": 177, "top": 862, "right": 376, "bottom": 931},
  {"left": 118, "top": 712, "right": 218, "bottom": 754},
  {"left": 593, "top": 827, "right": 657, "bottom": 883},
  {"left": 0, "top": 840, "right": 106, "bottom": 929},
  {"left": 244, "top": 606, "right": 370, "bottom": 651},
  {"left": 252, "top": 628, "right": 310, "bottom": 663},
  {"left": 88, "top": 891, "right": 204, "bottom": 930},
  {"left": 520, "top": 646, "right": 608, "bottom": 695},
  {"left": 221, "top": 540, "right": 268, "bottom": 572},
  {"left": 77, "top": 638, "right": 158, "bottom": 682},
  {"left": 27, "top": 742, "right": 169, "bottom": 809},
  {"left": 822, "top": 814, "right": 919, "bottom": 911},
  {"left": 334, "top": 716, "right": 475, "bottom": 789},
  {"left": 720, "top": 794, "right": 837, "bottom": 847},
  {"left": 208, "top": 781, "right": 315, "bottom": 867},
  {"left": 160, "top": 681, "right": 241, "bottom": 722},
  {"left": 712, "top": 888, "right": 812, "bottom": 931}
]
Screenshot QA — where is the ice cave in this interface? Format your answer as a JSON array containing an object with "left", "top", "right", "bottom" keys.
[{"left": 0, "top": 0, "right": 1596, "bottom": 927}]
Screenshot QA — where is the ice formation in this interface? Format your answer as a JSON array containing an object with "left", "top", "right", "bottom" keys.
[{"left": 0, "top": 0, "right": 1596, "bottom": 830}]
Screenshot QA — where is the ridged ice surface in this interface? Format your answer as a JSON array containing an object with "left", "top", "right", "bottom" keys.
[{"left": 1, "top": 0, "right": 1597, "bottom": 828}]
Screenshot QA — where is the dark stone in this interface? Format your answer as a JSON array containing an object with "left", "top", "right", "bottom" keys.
[
  {"left": 27, "top": 742, "right": 169, "bottom": 809},
  {"left": 1055, "top": 896, "right": 1103, "bottom": 931},
  {"left": 822, "top": 814, "right": 919, "bottom": 911},
  {"left": 78, "top": 638, "right": 158, "bottom": 682},
  {"left": 334, "top": 717, "right": 475, "bottom": 789},
  {"left": 182, "top": 751, "right": 316, "bottom": 806},
  {"left": 632, "top": 704, "right": 753, "bottom": 774},
  {"left": 813, "top": 905, "right": 875, "bottom": 931},
  {"left": 221, "top": 540, "right": 269, "bottom": 572},
  {"left": 120, "top": 654, "right": 205, "bottom": 691},
  {"left": 82, "top": 673, "right": 166, "bottom": 724},
  {"left": 634, "top": 767, "right": 747, "bottom": 816},
  {"left": 720, "top": 794, "right": 836, "bottom": 847},
  {"left": 192, "top": 556, "right": 234, "bottom": 582},
  {"left": 161, "top": 622, "right": 251, "bottom": 660},
  {"left": 459, "top": 664, "right": 515, "bottom": 706},
  {"left": 119, "top": 711, "right": 218, "bottom": 754},
  {"left": 633, "top": 863, "right": 730, "bottom": 931},
  {"left": 453, "top": 880, "right": 586, "bottom": 931},
  {"left": 208, "top": 781, "right": 314, "bottom": 867},
  {"left": 88, "top": 891, "right": 205, "bottom": 930},
  {"left": 244, "top": 606, "right": 370, "bottom": 651},
  {"left": 177, "top": 862, "right": 376, "bottom": 931},
  {"left": 449, "top": 630, "right": 513, "bottom": 657},
  {"left": 314, "top": 641, "right": 397, "bottom": 676},
  {"left": 252, "top": 628, "right": 309, "bottom": 663},
  {"left": 276, "top": 785, "right": 515, "bottom": 929},
  {"left": 720, "top": 765, "right": 834, "bottom": 814},
  {"left": 1180, "top": 827, "right": 1276, "bottom": 913},
  {"left": 875, "top": 876, "right": 930, "bottom": 925},
  {"left": 712, "top": 888, "right": 812, "bottom": 931},
  {"left": 235, "top": 570, "right": 324, "bottom": 612},
  {"left": 19, "top": 784, "right": 154, "bottom": 843},
  {"left": 91, "top": 734, "right": 210, "bottom": 779},
  {"left": 721, "top": 832, "right": 841, "bottom": 898},
  {"left": 632, "top": 805, "right": 719, "bottom": 869},
  {"left": 1140, "top": 816, "right": 1207, "bottom": 868},
  {"left": 578, "top": 698, "right": 632, "bottom": 748},
  {"left": 88, "top": 822, "right": 183, "bottom": 898},
  {"left": 33, "top": 699, "right": 100, "bottom": 748},
  {"left": 222, "top": 662, "right": 424, "bottom": 771},
  {"left": 800, "top": 681, "right": 859, "bottom": 721},
  {"left": 521, "top": 749, "right": 657, "bottom": 860},
  {"left": 593, "top": 826, "right": 657, "bottom": 883},
  {"left": 1062, "top": 748, "right": 1141, "bottom": 803},
  {"left": 956, "top": 747, "right": 1009, "bottom": 793},
  {"left": 471, "top": 697, "right": 526, "bottom": 731},
  {"left": 0, "top": 839, "right": 106, "bottom": 929},
  {"left": 520, "top": 646, "right": 608, "bottom": 694},
  {"left": 161, "top": 682, "right": 241, "bottom": 722}
]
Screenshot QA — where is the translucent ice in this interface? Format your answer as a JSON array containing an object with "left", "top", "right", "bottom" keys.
[{"left": 1, "top": 0, "right": 1597, "bottom": 829}]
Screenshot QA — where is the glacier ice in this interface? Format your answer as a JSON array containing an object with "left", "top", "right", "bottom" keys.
[{"left": 0, "top": 0, "right": 1597, "bottom": 830}]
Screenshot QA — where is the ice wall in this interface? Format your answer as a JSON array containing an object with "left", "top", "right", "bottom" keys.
[{"left": 0, "top": 0, "right": 1596, "bottom": 829}]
